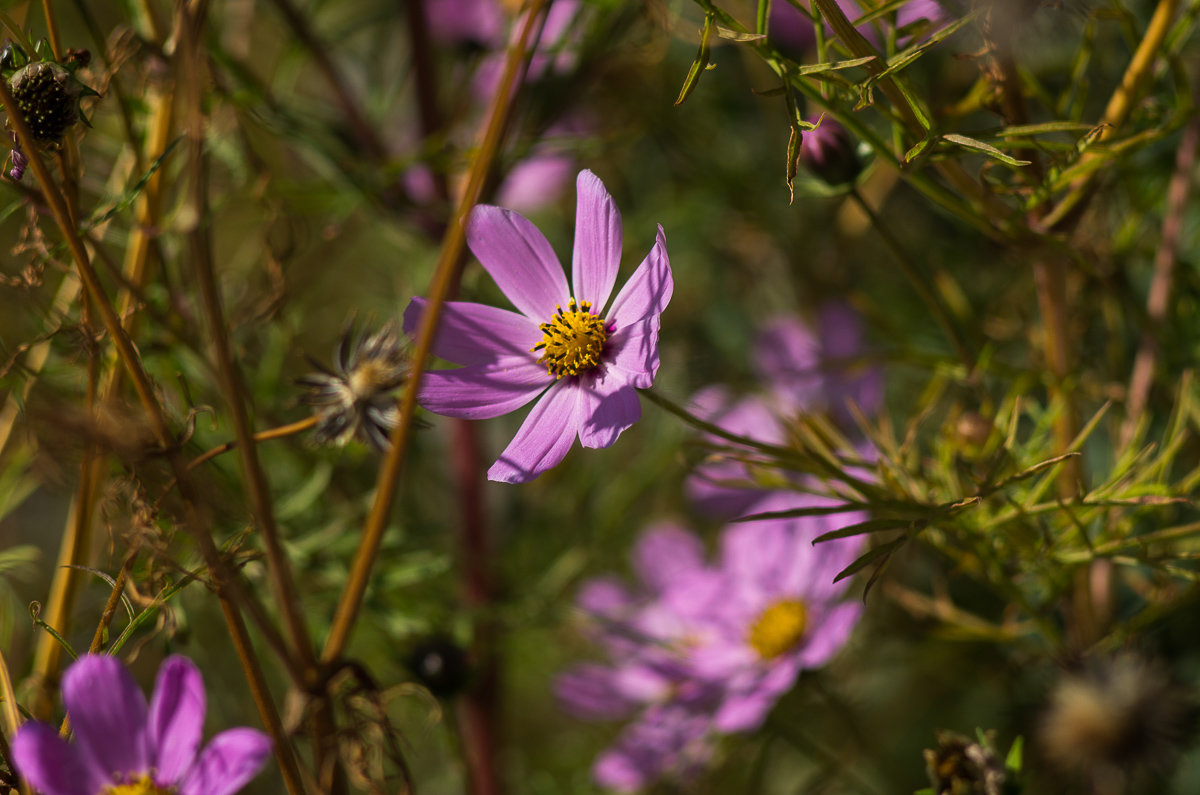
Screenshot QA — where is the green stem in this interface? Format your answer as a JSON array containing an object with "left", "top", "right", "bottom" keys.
[{"left": 848, "top": 188, "right": 971, "bottom": 368}]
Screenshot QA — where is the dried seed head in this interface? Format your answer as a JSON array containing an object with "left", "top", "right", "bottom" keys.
[
  {"left": 9, "top": 61, "right": 81, "bottom": 144},
  {"left": 297, "top": 320, "right": 416, "bottom": 450},
  {"left": 922, "top": 729, "right": 1009, "bottom": 795},
  {"left": 1040, "top": 654, "right": 1194, "bottom": 777}
]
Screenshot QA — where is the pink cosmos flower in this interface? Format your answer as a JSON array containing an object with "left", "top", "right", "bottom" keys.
[
  {"left": 687, "top": 307, "right": 881, "bottom": 517},
  {"left": 556, "top": 524, "right": 723, "bottom": 790},
  {"left": 676, "top": 491, "right": 865, "bottom": 733},
  {"left": 557, "top": 508, "right": 864, "bottom": 789},
  {"left": 12, "top": 654, "right": 271, "bottom": 795},
  {"left": 404, "top": 169, "right": 672, "bottom": 483}
]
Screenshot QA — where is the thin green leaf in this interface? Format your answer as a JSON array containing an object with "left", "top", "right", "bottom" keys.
[
  {"left": 675, "top": 13, "right": 717, "bottom": 107},
  {"left": 1006, "top": 735, "right": 1024, "bottom": 772},
  {"left": 942, "top": 133, "right": 1031, "bottom": 166},
  {"left": 814, "top": 517, "right": 914, "bottom": 543},
  {"left": 833, "top": 536, "right": 907, "bottom": 583},
  {"left": 716, "top": 26, "right": 765, "bottom": 42}
]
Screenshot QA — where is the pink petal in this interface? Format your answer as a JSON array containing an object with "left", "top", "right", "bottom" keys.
[
  {"left": 466, "top": 204, "right": 569, "bottom": 321},
  {"left": 12, "top": 723, "right": 101, "bottom": 795},
  {"left": 417, "top": 357, "right": 550, "bottom": 419},
  {"left": 712, "top": 687, "right": 776, "bottom": 733},
  {"left": 577, "top": 374, "right": 640, "bottom": 449},
  {"left": 555, "top": 664, "right": 640, "bottom": 720},
  {"left": 605, "top": 317, "right": 661, "bottom": 389},
  {"left": 720, "top": 520, "right": 792, "bottom": 592},
  {"left": 179, "top": 728, "right": 271, "bottom": 795},
  {"left": 606, "top": 226, "right": 671, "bottom": 326},
  {"left": 798, "top": 601, "right": 861, "bottom": 668},
  {"left": 403, "top": 298, "right": 542, "bottom": 365},
  {"left": 571, "top": 170, "right": 622, "bottom": 308},
  {"left": 576, "top": 576, "right": 632, "bottom": 617},
  {"left": 487, "top": 380, "right": 582, "bottom": 482},
  {"left": 631, "top": 523, "right": 707, "bottom": 594},
  {"left": 148, "top": 656, "right": 206, "bottom": 785},
  {"left": 63, "top": 655, "right": 150, "bottom": 783}
]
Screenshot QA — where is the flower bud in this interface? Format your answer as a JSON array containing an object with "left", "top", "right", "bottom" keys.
[{"left": 800, "top": 115, "right": 862, "bottom": 186}]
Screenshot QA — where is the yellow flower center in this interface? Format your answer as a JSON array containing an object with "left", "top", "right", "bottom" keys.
[
  {"left": 747, "top": 599, "right": 808, "bottom": 660},
  {"left": 532, "top": 298, "right": 608, "bottom": 379},
  {"left": 103, "top": 774, "right": 174, "bottom": 795}
]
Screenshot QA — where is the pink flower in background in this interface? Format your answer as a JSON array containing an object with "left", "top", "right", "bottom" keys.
[
  {"left": 557, "top": 507, "right": 864, "bottom": 789},
  {"left": 404, "top": 169, "right": 672, "bottom": 483},
  {"left": 556, "top": 524, "right": 723, "bottom": 790},
  {"left": 770, "top": 0, "right": 951, "bottom": 54},
  {"left": 687, "top": 306, "right": 881, "bottom": 516},
  {"left": 684, "top": 387, "right": 786, "bottom": 518},
  {"left": 676, "top": 491, "right": 865, "bottom": 733},
  {"left": 757, "top": 305, "right": 882, "bottom": 423},
  {"left": 12, "top": 655, "right": 271, "bottom": 795}
]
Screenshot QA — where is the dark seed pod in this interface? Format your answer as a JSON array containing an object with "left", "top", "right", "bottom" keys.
[
  {"left": 406, "top": 635, "right": 470, "bottom": 698},
  {"left": 800, "top": 115, "right": 863, "bottom": 187},
  {"left": 9, "top": 61, "right": 80, "bottom": 144}
]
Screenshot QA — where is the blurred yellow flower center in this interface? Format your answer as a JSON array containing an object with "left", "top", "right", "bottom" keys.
[
  {"left": 532, "top": 298, "right": 608, "bottom": 379},
  {"left": 103, "top": 774, "right": 173, "bottom": 795},
  {"left": 748, "top": 599, "right": 808, "bottom": 659}
]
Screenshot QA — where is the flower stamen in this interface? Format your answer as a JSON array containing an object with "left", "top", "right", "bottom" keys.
[
  {"left": 532, "top": 298, "right": 608, "bottom": 379},
  {"left": 103, "top": 773, "right": 174, "bottom": 795},
  {"left": 747, "top": 599, "right": 807, "bottom": 660}
]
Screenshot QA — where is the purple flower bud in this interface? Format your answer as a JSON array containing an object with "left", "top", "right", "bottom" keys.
[
  {"left": 800, "top": 115, "right": 862, "bottom": 186},
  {"left": 8, "top": 132, "right": 26, "bottom": 180}
]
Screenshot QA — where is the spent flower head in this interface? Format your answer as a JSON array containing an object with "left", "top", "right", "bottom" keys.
[
  {"left": 12, "top": 654, "right": 271, "bottom": 795},
  {"left": 404, "top": 169, "right": 672, "bottom": 483},
  {"left": 296, "top": 320, "right": 412, "bottom": 450}
]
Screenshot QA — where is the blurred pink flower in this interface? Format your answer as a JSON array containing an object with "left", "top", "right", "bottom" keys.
[
  {"left": 557, "top": 524, "right": 723, "bottom": 790},
  {"left": 687, "top": 306, "right": 881, "bottom": 516},
  {"left": 557, "top": 505, "right": 864, "bottom": 788},
  {"left": 770, "top": 0, "right": 951, "bottom": 55},
  {"left": 673, "top": 491, "right": 865, "bottom": 732},
  {"left": 404, "top": 169, "right": 672, "bottom": 482}
]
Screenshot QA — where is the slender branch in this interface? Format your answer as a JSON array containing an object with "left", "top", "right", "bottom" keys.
[
  {"left": 322, "top": 0, "right": 554, "bottom": 665},
  {"left": 1120, "top": 105, "right": 1200, "bottom": 446},
  {"left": 179, "top": 0, "right": 315, "bottom": 672},
  {"left": 263, "top": 0, "right": 388, "bottom": 160},
  {"left": 848, "top": 188, "right": 971, "bottom": 367},
  {"left": 40, "top": 0, "right": 63, "bottom": 61},
  {"left": 0, "top": 644, "right": 32, "bottom": 795},
  {"left": 1040, "top": 0, "right": 1181, "bottom": 230},
  {"left": 86, "top": 556, "right": 134, "bottom": 654}
]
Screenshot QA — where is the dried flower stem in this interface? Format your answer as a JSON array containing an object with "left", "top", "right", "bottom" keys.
[
  {"left": 29, "top": 80, "right": 178, "bottom": 723},
  {"left": 264, "top": 0, "right": 387, "bottom": 160},
  {"left": 39, "top": 0, "right": 63, "bottom": 61},
  {"left": 179, "top": 0, "right": 314, "bottom": 670},
  {"left": 0, "top": 644, "right": 32, "bottom": 795},
  {"left": 1120, "top": 105, "right": 1199, "bottom": 446},
  {"left": 85, "top": 555, "right": 133, "bottom": 654},
  {"left": 1041, "top": 0, "right": 1181, "bottom": 230},
  {"left": 0, "top": 41, "right": 308, "bottom": 795},
  {"left": 322, "top": 0, "right": 554, "bottom": 665}
]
